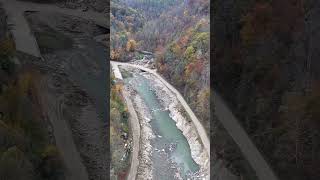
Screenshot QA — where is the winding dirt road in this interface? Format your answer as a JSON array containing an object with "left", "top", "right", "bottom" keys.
[
  {"left": 111, "top": 62, "right": 140, "bottom": 180},
  {"left": 213, "top": 94, "right": 278, "bottom": 180},
  {"left": 121, "top": 88, "right": 140, "bottom": 180}
]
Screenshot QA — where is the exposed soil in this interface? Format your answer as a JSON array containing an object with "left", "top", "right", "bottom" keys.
[{"left": 21, "top": 11, "right": 108, "bottom": 180}]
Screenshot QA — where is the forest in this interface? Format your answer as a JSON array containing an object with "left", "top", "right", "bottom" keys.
[
  {"left": 110, "top": 0, "right": 210, "bottom": 134},
  {"left": 214, "top": 0, "right": 320, "bottom": 179}
]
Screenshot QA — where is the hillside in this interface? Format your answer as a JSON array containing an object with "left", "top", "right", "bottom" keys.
[
  {"left": 0, "top": 4, "right": 65, "bottom": 179},
  {"left": 110, "top": 73, "right": 131, "bottom": 179},
  {"left": 110, "top": 0, "right": 144, "bottom": 61},
  {"left": 214, "top": 0, "right": 320, "bottom": 179},
  {"left": 111, "top": 0, "right": 210, "bottom": 135}
]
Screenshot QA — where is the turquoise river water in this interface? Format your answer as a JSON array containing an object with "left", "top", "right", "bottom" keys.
[{"left": 125, "top": 72, "right": 199, "bottom": 179}]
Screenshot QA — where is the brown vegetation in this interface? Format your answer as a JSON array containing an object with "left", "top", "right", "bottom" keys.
[{"left": 214, "top": 0, "right": 320, "bottom": 179}]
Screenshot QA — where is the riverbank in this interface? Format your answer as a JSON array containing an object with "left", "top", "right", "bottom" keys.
[
  {"left": 118, "top": 65, "right": 209, "bottom": 179},
  {"left": 130, "top": 89, "right": 154, "bottom": 180},
  {"left": 111, "top": 61, "right": 210, "bottom": 154},
  {"left": 143, "top": 72, "right": 209, "bottom": 179}
]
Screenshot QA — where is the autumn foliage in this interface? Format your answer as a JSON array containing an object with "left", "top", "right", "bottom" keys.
[
  {"left": 126, "top": 39, "right": 137, "bottom": 52},
  {"left": 240, "top": 2, "right": 274, "bottom": 45},
  {"left": 111, "top": 49, "right": 120, "bottom": 60}
]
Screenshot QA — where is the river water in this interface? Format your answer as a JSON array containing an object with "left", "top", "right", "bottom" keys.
[{"left": 124, "top": 71, "right": 199, "bottom": 179}]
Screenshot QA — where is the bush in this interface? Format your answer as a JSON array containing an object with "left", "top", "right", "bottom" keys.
[
  {"left": 126, "top": 39, "right": 137, "bottom": 52},
  {"left": 184, "top": 45, "right": 195, "bottom": 60},
  {"left": 0, "top": 146, "right": 35, "bottom": 180},
  {"left": 39, "top": 145, "right": 65, "bottom": 180},
  {"left": 0, "top": 57, "right": 15, "bottom": 75},
  {"left": 0, "top": 38, "right": 15, "bottom": 75},
  {"left": 0, "top": 38, "right": 15, "bottom": 58}
]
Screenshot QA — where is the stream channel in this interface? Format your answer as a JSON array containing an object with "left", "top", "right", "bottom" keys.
[{"left": 123, "top": 70, "right": 199, "bottom": 179}]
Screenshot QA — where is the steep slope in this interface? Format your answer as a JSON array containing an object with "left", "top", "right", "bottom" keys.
[
  {"left": 110, "top": 74, "right": 131, "bottom": 179},
  {"left": 110, "top": 0, "right": 144, "bottom": 61},
  {"left": 214, "top": 0, "right": 320, "bottom": 179},
  {"left": 111, "top": 0, "right": 210, "bottom": 135},
  {"left": 0, "top": 4, "right": 66, "bottom": 179},
  {"left": 147, "top": 0, "right": 210, "bottom": 135}
]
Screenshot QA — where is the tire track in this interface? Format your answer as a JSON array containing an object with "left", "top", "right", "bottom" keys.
[{"left": 38, "top": 76, "right": 89, "bottom": 180}]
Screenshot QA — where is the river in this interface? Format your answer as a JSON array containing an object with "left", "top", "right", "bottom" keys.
[{"left": 123, "top": 71, "right": 199, "bottom": 179}]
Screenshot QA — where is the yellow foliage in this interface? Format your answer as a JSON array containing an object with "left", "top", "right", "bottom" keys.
[
  {"left": 115, "top": 84, "right": 122, "bottom": 92},
  {"left": 111, "top": 49, "right": 120, "bottom": 60},
  {"left": 18, "top": 72, "right": 34, "bottom": 94},
  {"left": 0, "top": 37, "right": 15, "bottom": 57},
  {"left": 185, "top": 46, "right": 195, "bottom": 60},
  {"left": 197, "top": 88, "right": 210, "bottom": 108},
  {"left": 126, "top": 39, "right": 137, "bottom": 52},
  {"left": 171, "top": 43, "right": 182, "bottom": 56},
  {"left": 42, "top": 145, "right": 60, "bottom": 158}
]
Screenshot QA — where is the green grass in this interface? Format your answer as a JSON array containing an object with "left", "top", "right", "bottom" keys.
[{"left": 110, "top": 75, "right": 131, "bottom": 178}]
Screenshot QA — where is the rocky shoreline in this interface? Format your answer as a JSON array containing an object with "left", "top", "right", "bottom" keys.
[
  {"left": 121, "top": 65, "right": 210, "bottom": 179},
  {"left": 125, "top": 82, "right": 155, "bottom": 180}
]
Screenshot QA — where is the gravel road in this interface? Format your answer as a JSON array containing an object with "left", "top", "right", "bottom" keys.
[{"left": 0, "top": 0, "right": 107, "bottom": 57}]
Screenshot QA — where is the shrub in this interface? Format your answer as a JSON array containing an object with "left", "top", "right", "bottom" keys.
[
  {"left": 0, "top": 37, "right": 15, "bottom": 75},
  {"left": 126, "top": 39, "right": 137, "bottom": 52},
  {"left": 39, "top": 145, "right": 65, "bottom": 180},
  {"left": 0, "top": 38, "right": 15, "bottom": 58},
  {"left": 0, "top": 146, "right": 35, "bottom": 180}
]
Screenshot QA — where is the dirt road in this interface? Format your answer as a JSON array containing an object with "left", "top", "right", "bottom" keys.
[
  {"left": 39, "top": 77, "right": 89, "bottom": 180},
  {"left": 121, "top": 88, "right": 140, "bottom": 180},
  {"left": 0, "top": 0, "right": 108, "bottom": 57},
  {"left": 111, "top": 62, "right": 140, "bottom": 180},
  {"left": 213, "top": 93, "right": 278, "bottom": 180}
]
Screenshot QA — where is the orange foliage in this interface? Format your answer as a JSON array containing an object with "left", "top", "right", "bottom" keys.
[
  {"left": 111, "top": 49, "right": 120, "bottom": 60},
  {"left": 185, "top": 62, "right": 195, "bottom": 76},
  {"left": 158, "top": 63, "right": 168, "bottom": 74},
  {"left": 241, "top": 2, "right": 273, "bottom": 44},
  {"left": 126, "top": 39, "right": 137, "bottom": 52},
  {"left": 115, "top": 84, "right": 123, "bottom": 92},
  {"left": 171, "top": 43, "right": 183, "bottom": 56},
  {"left": 179, "top": 30, "right": 192, "bottom": 47},
  {"left": 194, "top": 59, "right": 204, "bottom": 73}
]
